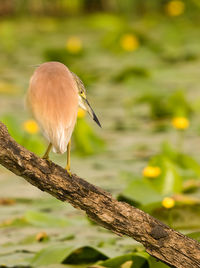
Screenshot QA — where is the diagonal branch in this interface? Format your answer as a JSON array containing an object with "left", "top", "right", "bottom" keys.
[{"left": 0, "top": 121, "right": 200, "bottom": 268}]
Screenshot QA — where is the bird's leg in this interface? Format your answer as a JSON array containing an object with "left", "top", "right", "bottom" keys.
[
  {"left": 66, "top": 139, "right": 71, "bottom": 176},
  {"left": 42, "top": 143, "right": 52, "bottom": 160}
]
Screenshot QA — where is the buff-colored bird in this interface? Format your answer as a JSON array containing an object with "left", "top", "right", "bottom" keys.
[{"left": 27, "top": 62, "right": 101, "bottom": 174}]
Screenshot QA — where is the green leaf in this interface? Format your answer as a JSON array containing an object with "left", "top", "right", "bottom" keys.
[
  {"left": 0, "top": 114, "right": 46, "bottom": 155},
  {"left": 121, "top": 178, "right": 163, "bottom": 205},
  {"left": 1, "top": 114, "right": 24, "bottom": 144},
  {"left": 177, "top": 154, "right": 200, "bottom": 177},
  {"left": 161, "top": 142, "right": 200, "bottom": 178},
  {"left": 31, "top": 245, "right": 108, "bottom": 266},
  {"left": 86, "top": 13, "right": 124, "bottom": 31},
  {"left": 64, "top": 246, "right": 107, "bottom": 264},
  {"left": 186, "top": 231, "right": 200, "bottom": 242},
  {"left": 25, "top": 211, "right": 71, "bottom": 227},
  {"left": 113, "top": 66, "right": 150, "bottom": 83},
  {"left": 147, "top": 256, "right": 169, "bottom": 268},
  {"left": 160, "top": 159, "right": 182, "bottom": 194},
  {"left": 74, "top": 118, "right": 105, "bottom": 156},
  {"left": 31, "top": 244, "right": 74, "bottom": 266},
  {"left": 149, "top": 157, "right": 182, "bottom": 195},
  {"left": 99, "top": 252, "right": 148, "bottom": 268}
]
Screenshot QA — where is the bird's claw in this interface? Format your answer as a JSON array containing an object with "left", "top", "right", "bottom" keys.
[
  {"left": 66, "top": 167, "right": 72, "bottom": 177},
  {"left": 42, "top": 156, "right": 49, "bottom": 160},
  {"left": 42, "top": 156, "right": 51, "bottom": 162}
]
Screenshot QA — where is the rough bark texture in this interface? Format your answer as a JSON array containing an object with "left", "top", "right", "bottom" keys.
[{"left": 0, "top": 121, "right": 200, "bottom": 268}]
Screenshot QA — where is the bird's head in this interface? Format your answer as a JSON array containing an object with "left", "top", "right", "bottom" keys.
[{"left": 71, "top": 72, "right": 101, "bottom": 127}]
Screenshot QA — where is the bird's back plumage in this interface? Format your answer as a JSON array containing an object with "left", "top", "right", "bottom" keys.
[{"left": 27, "top": 62, "right": 79, "bottom": 153}]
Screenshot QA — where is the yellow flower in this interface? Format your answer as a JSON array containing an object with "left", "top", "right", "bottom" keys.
[
  {"left": 23, "top": 119, "right": 39, "bottom": 134},
  {"left": 162, "top": 197, "right": 175, "bottom": 209},
  {"left": 165, "top": 0, "right": 185, "bottom": 16},
  {"left": 77, "top": 108, "right": 86, "bottom": 118},
  {"left": 120, "top": 34, "right": 139, "bottom": 52},
  {"left": 172, "top": 117, "right": 189, "bottom": 130},
  {"left": 66, "top": 36, "right": 82, "bottom": 54},
  {"left": 143, "top": 166, "right": 161, "bottom": 178}
]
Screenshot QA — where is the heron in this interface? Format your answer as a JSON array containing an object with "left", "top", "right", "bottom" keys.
[{"left": 27, "top": 61, "right": 101, "bottom": 174}]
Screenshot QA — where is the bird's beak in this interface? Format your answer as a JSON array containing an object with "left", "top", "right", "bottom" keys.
[{"left": 81, "top": 98, "right": 101, "bottom": 128}]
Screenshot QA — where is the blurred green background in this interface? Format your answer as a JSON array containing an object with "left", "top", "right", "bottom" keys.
[{"left": 0, "top": 0, "right": 200, "bottom": 267}]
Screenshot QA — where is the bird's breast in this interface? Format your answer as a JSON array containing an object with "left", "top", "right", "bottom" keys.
[{"left": 27, "top": 63, "right": 79, "bottom": 153}]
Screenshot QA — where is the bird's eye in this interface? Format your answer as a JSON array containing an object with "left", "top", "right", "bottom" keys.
[{"left": 80, "top": 90, "right": 86, "bottom": 99}]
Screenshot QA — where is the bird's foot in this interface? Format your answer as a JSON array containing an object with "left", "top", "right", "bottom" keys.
[
  {"left": 42, "top": 156, "right": 52, "bottom": 165},
  {"left": 66, "top": 166, "right": 72, "bottom": 177},
  {"left": 42, "top": 152, "right": 49, "bottom": 160},
  {"left": 42, "top": 155, "right": 50, "bottom": 161}
]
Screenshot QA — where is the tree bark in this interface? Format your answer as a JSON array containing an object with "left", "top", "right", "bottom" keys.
[{"left": 0, "top": 121, "right": 199, "bottom": 268}]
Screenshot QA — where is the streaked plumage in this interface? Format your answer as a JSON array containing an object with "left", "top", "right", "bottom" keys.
[
  {"left": 27, "top": 61, "right": 101, "bottom": 172},
  {"left": 27, "top": 62, "right": 78, "bottom": 154}
]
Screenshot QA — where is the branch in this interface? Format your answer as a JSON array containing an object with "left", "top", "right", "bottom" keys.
[{"left": 0, "top": 122, "right": 200, "bottom": 268}]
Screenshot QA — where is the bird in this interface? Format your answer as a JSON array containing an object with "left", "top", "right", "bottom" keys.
[{"left": 27, "top": 61, "right": 101, "bottom": 174}]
